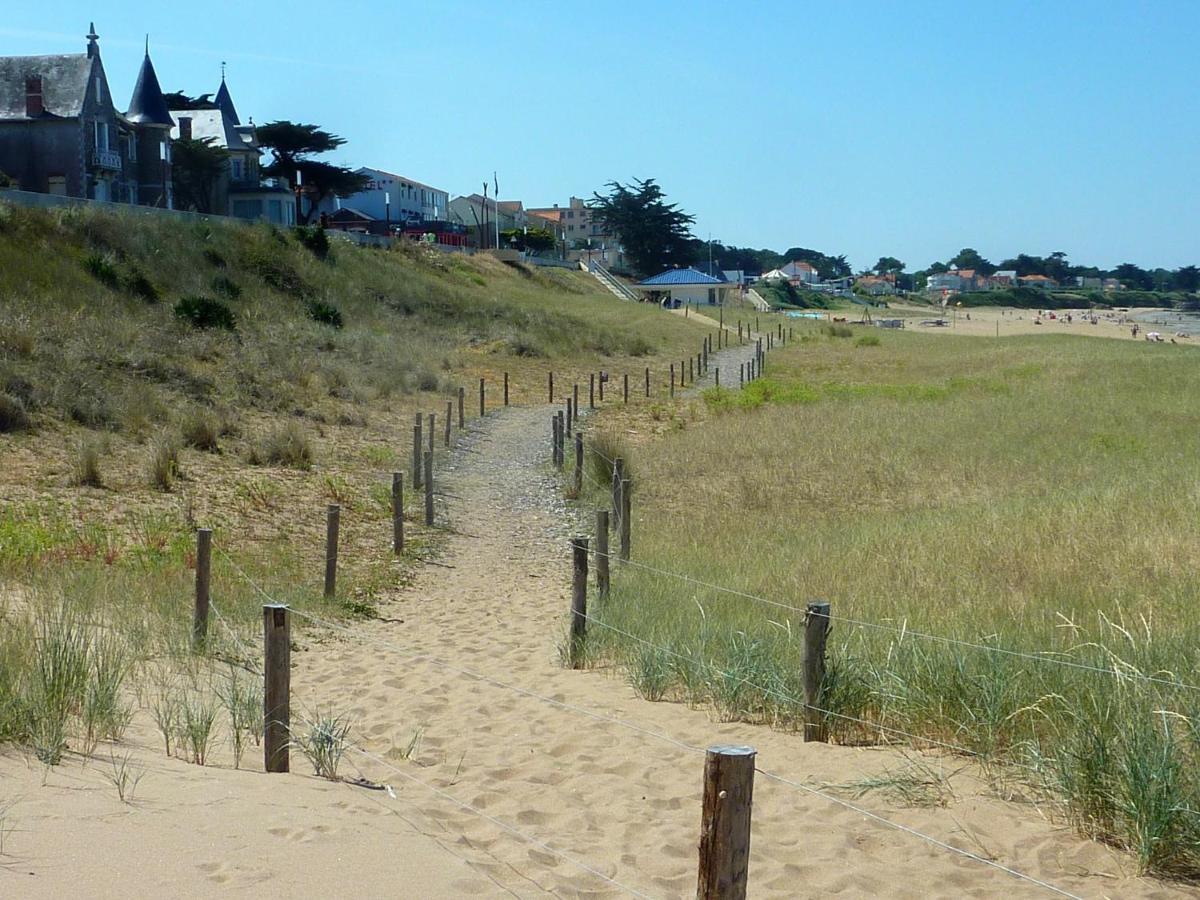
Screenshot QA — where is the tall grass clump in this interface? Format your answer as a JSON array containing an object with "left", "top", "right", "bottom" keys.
[
  {"left": 71, "top": 438, "right": 104, "bottom": 487},
  {"left": 248, "top": 422, "right": 313, "bottom": 469},
  {"left": 294, "top": 710, "right": 352, "bottom": 779},
  {"left": 148, "top": 433, "right": 182, "bottom": 491},
  {"left": 26, "top": 604, "right": 91, "bottom": 764}
]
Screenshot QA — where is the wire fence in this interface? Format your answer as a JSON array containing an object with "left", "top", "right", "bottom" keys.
[
  {"left": 569, "top": 434, "right": 1200, "bottom": 694},
  {"left": 208, "top": 554, "right": 1083, "bottom": 900}
]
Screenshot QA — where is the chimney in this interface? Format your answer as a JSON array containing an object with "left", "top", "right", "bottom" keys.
[
  {"left": 178, "top": 116, "right": 192, "bottom": 139},
  {"left": 25, "top": 77, "right": 43, "bottom": 117}
]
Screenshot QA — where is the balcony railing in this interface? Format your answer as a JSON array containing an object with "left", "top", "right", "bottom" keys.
[{"left": 92, "top": 149, "right": 122, "bottom": 171}]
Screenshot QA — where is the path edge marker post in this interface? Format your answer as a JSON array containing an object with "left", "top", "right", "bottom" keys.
[
  {"left": 570, "top": 537, "right": 589, "bottom": 668},
  {"left": 696, "top": 744, "right": 756, "bottom": 900},
  {"left": 804, "top": 601, "right": 831, "bottom": 742},
  {"left": 263, "top": 604, "right": 291, "bottom": 773},
  {"left": 192, "top": 528, "right": 212, "bottom": 650}
]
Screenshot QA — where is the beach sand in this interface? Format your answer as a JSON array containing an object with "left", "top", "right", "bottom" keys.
[{"left": 3, "top": 339, "right": 1194, "bottom": 898}]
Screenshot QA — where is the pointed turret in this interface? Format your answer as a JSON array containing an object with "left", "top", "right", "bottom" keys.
[
  {"left": 214, "top": 70, "right": 240, "bottom": 125},
  {"left": 126, "top": 43, "right": 174, "bottom": 127},
  {"left": 86, "top": 22, "right": 100, "bottom": 58}
]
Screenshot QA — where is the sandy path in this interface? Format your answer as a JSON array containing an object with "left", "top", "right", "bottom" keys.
[{"left": 285, "top": 338, "right": 1185, "bottom": 898}]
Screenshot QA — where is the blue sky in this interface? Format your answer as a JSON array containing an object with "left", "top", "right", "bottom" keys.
[{"left": 4, "top": 2, "right": 1197, "bottom": 271}]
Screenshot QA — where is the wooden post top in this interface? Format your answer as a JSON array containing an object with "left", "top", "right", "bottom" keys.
[{"left": 706, "top": 744, "right": 756, "bottom": 757}]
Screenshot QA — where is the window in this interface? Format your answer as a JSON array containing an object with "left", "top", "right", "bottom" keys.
[
  {"left": 231, "top": 158, "right": 244, "bottom": 181},
  {"left": 47, "top": 175, "right": 67, "bottom": 196},
  {"left": 94, "top": 121, "right": 107, "bottom": 150},
  {"left": 127, "top": 134, "right": 137, "bottom": 161},
  {"left": 160, "top": 140, "right": 170, "bottom": 162}
]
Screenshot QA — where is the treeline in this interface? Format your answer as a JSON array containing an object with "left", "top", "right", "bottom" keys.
[{"left": 873, "top": 248, "right": 1199, "bottom": 293}]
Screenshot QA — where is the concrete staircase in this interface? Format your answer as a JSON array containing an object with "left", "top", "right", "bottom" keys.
[{"left": 582, "top": 259, "right": 640, "bottom": 301}]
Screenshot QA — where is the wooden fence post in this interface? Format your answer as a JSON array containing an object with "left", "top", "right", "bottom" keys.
[
  {"left": 263, "top": 604, "right": 290, "bottom": 773},
  {"left": 392, "top": 472, "right": 404, "bottom": 554},
  {"left": 804, "top": 601, "right": 831, "bottom": 742},
  {"left": 479, "top": 377, "right": 485, "bottom": 417},
  {"left": 552, "top": 415, "right": 561, "bottom": 467},
  {"left": 611, "top": 457, "right": 625, "bottom": 531},
  {"left": 645, "top": 366, "right": 650, "bottom": 398},
  {"left": 570, "top": 537, "right": 588, "bottom": 669},
  {"left": 670, "top": 363, "right": 675, "bottom": 398},
  {"left": 623, "top": 372, "right": 629, "bottom": 404},
  {"left": 739, "top": 362, "right": 744, "bottom": 386},
  {"left": 193, "top": 528, "right": 212, "bottom": 649},
  {"left": 589, "top": 373, "right": 596, "bottom": 409},
  {"left": 444, "top": 401, "right": 452, "bottom": 447},
  {"left": 715, "top": 368, "right": 720, "bottom": 388},
  {"left": 427, "top": 413, "right": 435, "bottom": 454},
  {"left": 703, "top": 339, "right": 708, "bottom": 372},
  {"left": 574, "top": 431, "right": 583, "bottom": 495},
  {"left": 424, "top": 451, "right": 434, "bottom": 526},
  {"left": 599, "top": 372, "right": 605, "bottom": 403},
  {"left": 324, "top": 504, "right": 340, "bottom": 599},
  {"left": 549, "top": 370, "right": 554, "bottom": 403},
  {"left": 696, "top": 745, "right": 756, "bottom": 900},
  {"left": 558, "top": 412, "right": 567, "bottom": 469},
  {"left": 595, "top": 510, "right": 610, "bottom": 598},
  {"left": 503, "top": 371, "right": 509, "bottom": 406},
  {"left": 689, "top": 357, "right": 694, "bottom": 383},
  {"left": 573, "top": 383, "right": 579, "bottom": 419},
  {"left": 566, "top": 397, "right": 573, "bottom": 437},
  {"left": 619, "top": 477, "right": 631, "bottom": 561},
  {"left": 458, "top": 386, "right": 465, "bottom": 429},
  {"left": 412, "top": 415, "right": 423, "bottom": 489}
]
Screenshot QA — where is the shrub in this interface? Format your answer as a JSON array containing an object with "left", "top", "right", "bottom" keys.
[
  {"left": 72, "top": 439, "right": 104, "bottom": 487},
  {"left": 293, "top": 225, "right": 330, "bottom": 260},
  {"left": 174, "top": 295, "right": 235, "bottom": 330},
  {"left": 180, "top": 409, "right": 221, "bottom": 452},
  {"left": 306, "top": 299, "right": 343, "bottom": 328},
  {"left": 248, "top": 421, "right": 313, "bottom": 469},
  {"left": 122, "top": 266, "right": 158, "bottom": 303},
  {"left": 0, "top": 392, "right": 30, "bottom": 432},
  {"left": 202, "top": 247, "right": 226, "bottom": 268},
  {"left": 855, "top": 334, "right": 881, "bottom": 347},
  {"left": 210, "top": 274, "right": 241, "bottom": 300},
  {"left": 83, "top": 252, "right": 119, "bottom": 289},
  {"left": 148, "top": 434, "right": 182, "bottom": 491},
  {"left": 822, "top": 324, "right": 853, "bottom": 338}
]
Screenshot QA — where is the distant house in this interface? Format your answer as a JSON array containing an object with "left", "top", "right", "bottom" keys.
[
  {"left": 992, "top": 270, "right": 1017, "bottom": 287},
  {"left": 855, "top": 274, "right": 897, "bottom": 296},
  {"left": 448, "top": 193, "right": 527, "bottom": 246},
  {"left": 637, "top": 267, "right": 731, "bottom": 308},
  {"left": 0, "top": 24, "right": 173, "bottom": 206},
  {"left": 317, "top": 167, "right": 448, "bottom": 227},
  {"left": 779, "top": 260, "right": 820, "bottom": 285},
  {"left": 1018, "top": 274, "right": 1057, "bottom": 290},
  {"left": 1073, "top": 276, "right": 1102, "bottom": 290},
  {"left": 527, "top": 196, "right": 625, "bottom": 268},
  {"left": 169, "top": 74, "right": 294, "bottom": 224},
  {"left": 927, "top": 268, "right": 991, "bottom": 294}
]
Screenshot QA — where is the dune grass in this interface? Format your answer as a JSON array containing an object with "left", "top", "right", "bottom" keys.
[
  {"left": 577, "top": 323, "right": 1200, "bottom": 874},
  {"left": 0, "top": 200, "right": 710, "bottom": 773}
]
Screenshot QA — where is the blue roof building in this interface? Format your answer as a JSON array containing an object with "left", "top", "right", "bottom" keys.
[{"left": 637, "top": 267, "right": 732, "bottom": 308}]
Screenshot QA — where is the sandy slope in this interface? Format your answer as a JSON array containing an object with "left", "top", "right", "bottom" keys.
[{"left": 2, "top": 335, "right": 1193, "bottom": 898}]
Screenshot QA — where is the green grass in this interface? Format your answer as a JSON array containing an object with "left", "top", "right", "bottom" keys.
[{"left": 582, "top": 323, "right": 1200, "bottom": 875}]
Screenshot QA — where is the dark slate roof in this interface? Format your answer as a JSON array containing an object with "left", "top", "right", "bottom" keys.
[
  {"left": 638, "top": 267, "right": 723, "bottom": 287},
  {"left": 0, "top": 53, "right": 93, "bottom": 120},
  {"left": 214, "top": 77, "right": 240, "bottom": 125},
  {"left": 126, "top": 53, "right": 174, "bottom": 126}
]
